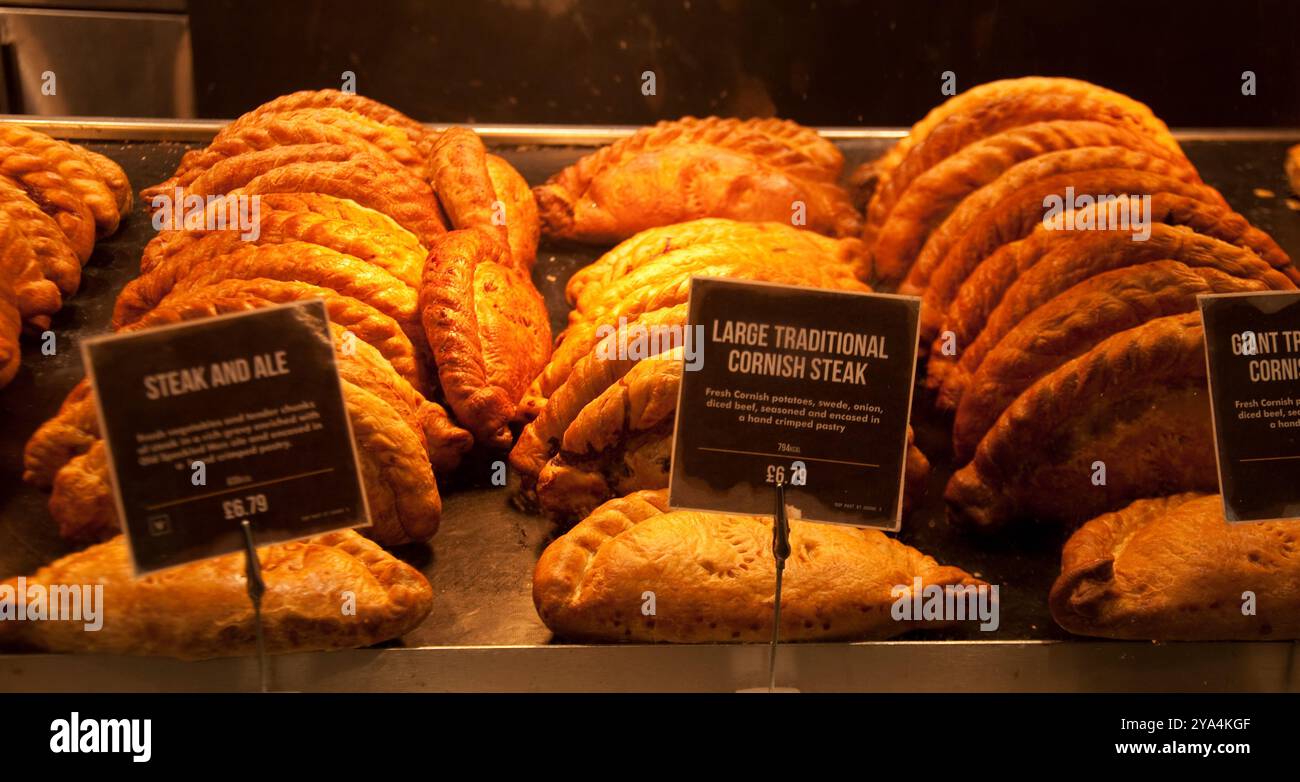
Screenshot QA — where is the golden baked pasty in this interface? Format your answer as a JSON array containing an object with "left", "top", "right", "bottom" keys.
[
  {"left": 920, "top": 164, "right": 1225, "bottom": 347},
  {"left": 145, "top": 110, "right": 427, "bottom": 197},
  {"left": 866, "top": 88, "right": 1183, "bottom": 249},
  {"left": 158, "top": 89, "right": 429, "bottom": 190},
  {"left": 485, "top": 152, "right": 540, "bottom": 268},
  {"left": 0, "top": 123, "right": 131, "bottom": 236},
  {"left": 903, "top": 145, "right": 1201, "bottom": 328},
  {"left": 232, "top": 157, "right": 448, "bottom": 247},
  {"left": 0, "top": 531, "right": 432, "bottom": 659},
  {"left": 522, "top": 220, "right": 867, "bottom": 409},
  {"left": 0, "top": 209, "right": 29, "bottom": 386},
  {"left": 859, "top": 77, "right": 1179, "bottom": 218},
  {"left": 564, "top": 217, "right": 869, "bottom": 303},
  {"left": 0, "top": 150, "right": 96, "bottom": 263},
  {"left": 533, "top": 350, "right": 682, "bottom": 520},
  {"left": 0, "top": 176, "right": 81, "bottom": 298},
  {"left": 952, "top": 262, "right": 1268, "bottom": 462},
  {"left": 215, "top": 88, "right": 428, "bottom": 141},
  {"left": 143, "top": 193, "right": 427, "bottom": 287},
  {"left": 112, "top": 240, "right": 420, "bottom": 339},
  {"left": 427, "top": 127, "right": 541, "bottom": 269},
  {"left": 931, "top": 223, "right": 1295, "bottom": 406},
  {"left": 868, "top": 120, "right": 1193, "bottom": 283},
  {"left": 534, "top": 490, "right": 981, "bottom": 642},
  {"left": 534, "top": 116, "right": 861, "bottom": 242},
  {"left": 419, "top": 227, "right": 551, "bottom": 448},
  {"left": 1050, "top": 494, "right": 1300, "bottom": 640},
  {"left": 513, "top": 307, "right": 690, "bottom": 479},
  {"left": 0, "top": 183, "right": 65, "bottom": 335},
  {"left": 946, "top": 313, "right": 1217, "bottom": 531}
]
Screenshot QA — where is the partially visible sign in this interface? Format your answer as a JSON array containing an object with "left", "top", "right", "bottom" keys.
[
  {"left": 668, "top": 277, "right": 920, "bottom": 530},
  {"left": 83, "top": 299, "right": 369, "bottom": 574},
  {"left": 1200, "top": 291, "right": 1300, "bottom": 522}
]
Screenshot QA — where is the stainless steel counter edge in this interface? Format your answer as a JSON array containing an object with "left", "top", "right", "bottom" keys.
[
  {"left": 3, "top": 115, "right": 1300, "bottom": 144},
  {"left": 2, "top": 641, "right": 1297, "bottom": 692}
]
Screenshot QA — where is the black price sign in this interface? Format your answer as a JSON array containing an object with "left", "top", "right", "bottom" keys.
[
  {"left": 1200, "top": 291, "right": 1300, "bottom": 522},
  {"left": 668, "top": 277, "right": 920, "bottom": 530},
  {"left": 83, "top": 299, "right": 370, "bottom": 574}
]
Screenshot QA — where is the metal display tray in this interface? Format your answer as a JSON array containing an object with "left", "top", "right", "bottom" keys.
[{"left": 1, "top": 117, "right": 1299, "bottom": 692}]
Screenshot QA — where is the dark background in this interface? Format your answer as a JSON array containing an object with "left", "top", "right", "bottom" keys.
[{"left": 189, "top": 0, "right": 1300, "bottom": 126}]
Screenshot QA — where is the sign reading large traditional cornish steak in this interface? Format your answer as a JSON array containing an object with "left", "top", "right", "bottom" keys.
[{"left": 669, "top": 277, "right": 920, "bottom": 530}]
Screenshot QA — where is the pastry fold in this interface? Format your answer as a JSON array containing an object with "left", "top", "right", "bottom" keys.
[
  {"left": 534, "top": 489, "right": 980, "bottom": 643},
  {"left": 946, "top": 313, "right": 1218, "bottom": 531},
  {"left": 535, "top": 116, "right": 860, "bottom": 242},
  {"left": 0, "top": 210, "right": 29, "bottom": 386},
  {"left": 0, "top": 181, "right": 65, "bottom": 325},
  {"left": 524, "top": 220, "right": 868, "bottom": 410},
  {"left": 0, "top": 177, "right": 82, "bottom": 298},
  {"left": 0, "top": 127, "right": 126, "bottom": 387},
  {"left": 565, "top": 217, "right": 869, "bottom": 303},
  {"left": 0, "top": 531, "right": 432, "bottom": 659},
  {"left": 1050, "top": 494, "right": 1300, "bottom": 640}
]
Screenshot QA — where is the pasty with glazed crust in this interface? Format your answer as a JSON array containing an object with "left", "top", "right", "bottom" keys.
[
  {"left": 0, "top": 124, "right": 131, "bottom": 235},
  {"left": 903, "top": 144, "right": 1201, "bottom": 312},
  {"left": 144, "top": 110, "right": 427, "bottom": 198},
  {"left": 952, "top": 262, "right": 1268, "bottom": 462},
  {"left": 0, "top": 151, "right": 96, "bottom": 264},
  {"left": 866, "top": 89, "right": 1184, "bottom": 249},
  {"left": 142, "top": 202, "right": 426, "bottom": 288},
  {"left": 859, "top": 77, "right": 1179, "bottom": 222},
  {"left": 931, "top": 223, "right": 1296, "bottom": 406},
  {"left": 1050, "top": 493, "right": 1300, "bottom": 640},
  {"left": 534, "top": 116, "right": 861, "bottom": 242},
  {"left": 564, "top": 217, "right": 868, "bottom": 302},
  {"left": 946, "top": 313, "right": 1218, "bottom": 531},
  {"left": 920, "top": 165, "right": 1227, "bottom": 348},
  {"left": 112, "top": 240, "right": 420, "bottom": 338},
  {"left": 233, "top": 157, "right": 447, "bottom": 247},
  {"left": 868, "top": 120, "right": 1193, "bottom": 283},
  {"left": 534, "top": 490, "right": 980, "bottom": 643},
  {"left": 0, "top": 530, "right": 432, "bottom": 659},
  {"left": 419, "top": 227, "right": 551, "bottom": 448},
  {"left": 0, "top": 177, "right": 82, "bottom": 298}
]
